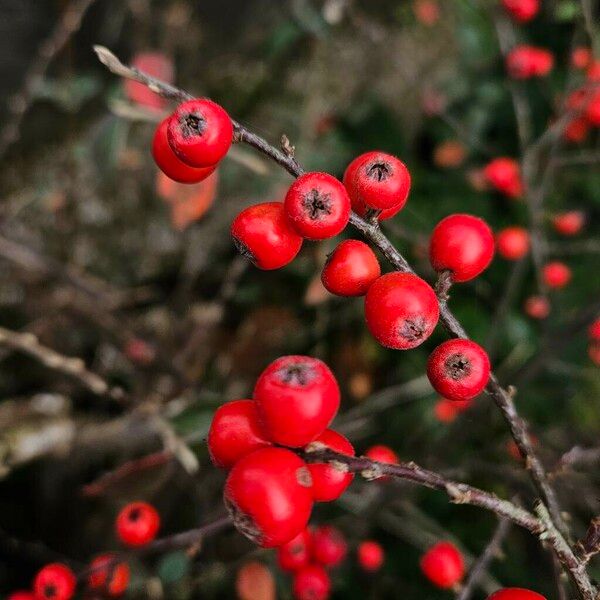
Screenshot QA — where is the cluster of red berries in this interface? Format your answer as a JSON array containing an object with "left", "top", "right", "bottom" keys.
[
  {"left": 506, "top": 45, "right": 554, "bottom": 80},
  {"left": 501, "top": 0, "right": 539, "bottom": 23},
  {"left": 275, "top": 525, "right": 384, "bottom": 600},
  {"left": 208, "top": 355, "right": 356, "bottom": 547},
  {"left": 152, "top": 98, "right": 233, "bottom": 183},
  {"left": 12, "top": 502, "right": 159, "bottom": 599},
  {"left": 563, "top": 69, "right": 600, "bottom": 144}
]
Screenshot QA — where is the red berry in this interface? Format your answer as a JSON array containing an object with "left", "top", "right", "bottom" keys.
[
  {"left": 88, "top": 553, "right": 130, "bottom": 597},
  {"left": 496, "top": 226, "right": 530, "bottom": 260},
  {"left": 231, "top": 202, "right": 303, "bottom": 270},
  {"left": 434, "top": 397, "right": 472, "bottom": 423},
  {"left": 116, "top": 501, "right": 160, "bottom": 547},
  {"left": 345, "top": 151, "right": 411, "bottom": 211},
  {"left": 589, "top": 344, "right": 600, "bottom": 366},
  {"left": 506, "top": 46, "right": 554, "bottom": 79},
  {"left": 33, "top": 564, "right": 76, "bottom": 600},
  {"left": 208, "top": 400, "right": 272, "bottom": 469},
  {"left": 305, "top": 429, "right": 354, "bottom": 502},
  {"left": 311, "top": 525, "right": 347, "bottom": 567},
  {"left": 430, "top": 214, "right": 495, "bottom": 282},
  {"left": 563, "top": 117, "right": 589, "bottom": 144},
  {"left": 524, "top": 295, "right": 550, "bottom": 319},
  {"left": 501, "top": 0, "right": 539, "bottom": 22},
  {"left": 588, "top": 60, "right": 600, "bottom": 82},
  {"left": 365, "top": 273, "right": 439, "bottom": 349},
  {"left": 284, "top": 172, "right": 350, "bottom": 240},
  {"left": 542, "top": 261, "right": 572, "bottom": 289},
  {"left": 552, "top": 211, "right": 585, "bottom": 236},
  {"left": 427, "top": 339, "right": 490, "bottom": 401},
  {"left": 8, "top": 592, "right": 34, "bottom": 600},
  {"left": 254, "top": 355, "right": 340, "bottom": 447},
  {"left": 224, "top": 447, "right": 313, "bottom": 548},
  {"left": 364, "top": 444, "right": 399, "bottom": 481},
  {"left": 589, "top": 319, "right": 600, "bottom": 341},
  {"left": 587, "top": 92, "right": 600, "bottom": 126},
  {"left": 484, "top": 157, "right": 523, "bottom": 198},
  {"left": 413, "top": 0, "right": 441, "bottom": 26},
  {"left": 420, "top": 541, "right": 465, "bottom": 589},
  {"left": 277, "top": 528, "right": 313, "bottom": 573},
  {"left": 152, "top": 118, "right": 216, "bottom": 184},
  {"left": 321, "top": 240, "right": 381, "bottom": 297},
  {"left": 292, "top": 565, "right": 331, "bottom": 600},
  {"left": 357, "top": 540, "right": 384, "bottom": 572},
  {"left": 487, "top": 590, "right": 546, "bottom": 600},
  {"left": 571, "top": 47, "right": 592, "bottom": 70},
  {"left": 167, "top": 99, "right": 233, "bottom": 167}
]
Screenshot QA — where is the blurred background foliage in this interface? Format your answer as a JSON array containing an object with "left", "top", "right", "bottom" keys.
[{"left": 0, "top": 0, "right": 598, "bottom": 597}]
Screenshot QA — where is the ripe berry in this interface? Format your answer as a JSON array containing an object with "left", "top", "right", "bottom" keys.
[
  {"left": 311, "top": 525, "right": 347, "bottom": 567},
  {"left": 506, "top": 46, "right": 554, "bottom": 79},
  {"left": 542, "top": 261, "right": 572, "bottom": 289},
  {"left": 430, "top": 214, "right": 495, "bottom": 282},
  {"left": 524, "top": 295, "right": 551, "bottom": 320},
  {"left": 365, "top": 272, "right": 439, "bottom": 349},
  {"left": 427, "top": 339, "right": 490, "bottom": 401},
  {"left": 344, "top": 151, "right": 411, "bottom": 211},
  {"left": 8, "top": 592, "right": 34, "bottom": 600},
  {"left": 586, "top": 92, "right": 600, "bottom": 126},
  {"left": 589, "top": 319, "right": 600, "bottom": 342},
  {"left": 420, "top": 541, "right": 465, "bottom": 589},
  {"left": 588, "top": 60, "right": 600, "bottom": 82},
  {"left": 116, "top": 501, "right": 160, "bottom": 547},
  {"left": 277, "top": 528, "right": 312, "bottom": 573},
  {"left": 365, "top": 444, "right": 399, "bottom": 481},
  {"left": 87, "top": 554, "right": 130, "bottom": 597},
  {"left": 501, "top": 0, "right": 539, "bottom": 22},
  {"left": 484, "top": 157, "right": 523, "bottom": 198},
  {"left": 33, "top": 564, "right": 76, "bottom": 600},
  {"left": 487, "top": 590, "right": 546, "bottom": 600},
  {"left": 152, "top": 118, "right": 216, "bottom": 183},
  {"left": 305, "top": 429, "right": 354, "bottom": 502},
  {"left": 496, "top": 226, "right": 530, "bottom": 260},
  {"left": 284, "top": 172, "right": 350, "bottom": 240},
  {"left": 167, "top": 99, "right": 233, "bottom": 167},
  {"left": 563, "top": 117, "right": 589, "bottom": 144},
  {"left": 231, "top": 202, "right": 303, "bottom": 270},
  {"left": 208, "top": 400, "right": 272, "bottom": 469},
  {"left": 434, "top": 397, "right": 472, "bottom": 423},
  {"left": 321, "top": 240, "right": 381, "bottom": 297},
  {"left": 357, "top": 540, "right": 384, "bottom": 572},
  {"left": 589, "top": 344, "right": 600, "bottom": 366},
  {"left": 292, "top": 565, "right": 331, "bottom": 600},
  {"left": 571, "top": 47, "right": 592, "bottom": 70},
  {"left": 224, "top": 447, "right": 313, "bottom": 547},
  {"left": 254, "top": 355, "right": 340, "bottom": 447},
  {"left": 552, "top": 211, "right": 585, "bottom": 236}
]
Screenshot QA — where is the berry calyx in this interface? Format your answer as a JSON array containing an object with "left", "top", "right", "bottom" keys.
[
  {"left": 496, "top": 226, "right": 530, "bottom": 260},
  {"left": 487, "top": 590, "right": 546, "bottom": 600},
  {"left": 484, "top": 157, "right": 523, "bottom": 198},
  {"left": 33, "top": 564, "right": 76, "bottom": 600},
  {"left": 427, "top": 339, "right": 490, "bottom": 401},
  {"left": 552, "top": 211, "right": 585, "bottom": 236},
  {"left": 365, "top": 272, "right": 439, "bottom": 349},
  {"left": 167, "top": 99, "right": 233, "bottom": 167},
  {"left": 501, "top": 0, "right": 539, "bottom": 22},
  {"left": 430, "top": 214, "right": 495, "bottom": 282},
  {"left": 345, "top": 151, "right": 411, "bottom": 211},
  {"left": 224, "top": 447, "right": 314, "bottom": 547},
  {"left": 311, "top": 525, "right": 347, "bottom": 567},
  {"left": 284, "top": 172, "right": 351, "bottom": 240},
  {"left": 524, "top": 295, "right": 550, "bottom": 319},
  {"left": 321, "top": 240, "right": 381, "bottom": 297},
  {"left": 254, "top": 355, "right": 340, "bottom": 447},
  {"left": 357, "top": 540, "right": 384, "bottom": 572},
  {"left": 115, "top": 501, "right": 160, "bottom": 547},
  {"left": 420, "top": 541, "right": 465, "bottom": 589},
  {"left": 292, "top": 564, "right": 331, "bottom": 600},
  {"left": 208, "top": 399, "right": 272, "bottom": 469},
  {"left": 87, "top": 554, "right": 130, "bottom": 597},
  {"left": 542, "top": 261, "right": 572, "bottom": 289},
  {"left": 277, "top": 528, "right": 313, "bottom": 573},
  {"left": 152, "top": 118, "right": 216, "bottom": 183},
  {"left": 304, "top": 429, "right": 354, "bottom": 502},
  {"left": 231, "top": 202, "right": 303, "bottom": 270}
]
